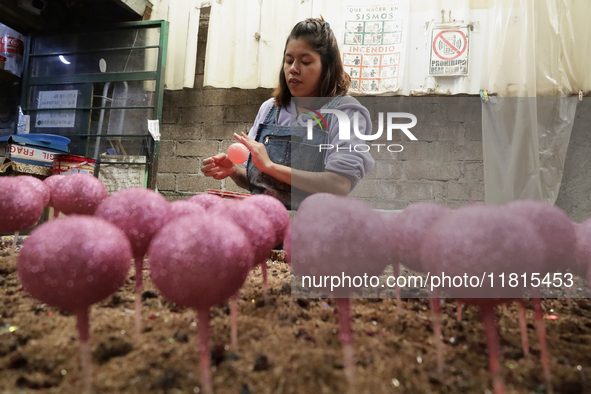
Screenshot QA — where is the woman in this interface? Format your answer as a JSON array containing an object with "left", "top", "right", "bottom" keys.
[{"left": 201, "top": 17, "right": 374, "bottom": 209}]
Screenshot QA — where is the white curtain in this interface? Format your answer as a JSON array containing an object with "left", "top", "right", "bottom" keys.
[
  {"left": 150, "top": 0, "right": 209, "bottom": 90},
  {"left": 204, "top": 0, "right": 314, "bottom": 89},
  {"left": 482, "top": 0, "right": 584, "bottom": 204}
]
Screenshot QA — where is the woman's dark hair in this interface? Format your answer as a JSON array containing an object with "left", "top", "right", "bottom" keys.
[{"left": 273, "top": 17, "right": 351, "bottom": 107}]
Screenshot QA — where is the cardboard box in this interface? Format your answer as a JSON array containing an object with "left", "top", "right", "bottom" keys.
[
  {"left": 0, "top": 134, "right": 69, "bottom": 176},
  {"left": 98, "top": 155, "right": 147, "bottom": 194}
]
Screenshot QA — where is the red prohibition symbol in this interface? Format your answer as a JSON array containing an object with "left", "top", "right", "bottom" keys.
[{"left": 433, "top": 30, "right": 467, "bottom": 60}]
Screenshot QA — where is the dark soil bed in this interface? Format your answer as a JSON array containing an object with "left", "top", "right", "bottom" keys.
[{"left": 0, "top": 249, "right": 590, "bottom": 394}]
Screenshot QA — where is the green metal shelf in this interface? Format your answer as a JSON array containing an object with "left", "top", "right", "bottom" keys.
[{"left": 19, "top": 19, "right": 169, "bottom": 190}]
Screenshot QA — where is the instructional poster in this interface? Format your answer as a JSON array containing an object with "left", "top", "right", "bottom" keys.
[{"left": 342, "top": 3, "right": 409, "bottom": 93}]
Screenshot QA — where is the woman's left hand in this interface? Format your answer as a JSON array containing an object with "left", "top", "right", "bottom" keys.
[{"left": 233, "top": 132, "right": 274, "bottom": 173}]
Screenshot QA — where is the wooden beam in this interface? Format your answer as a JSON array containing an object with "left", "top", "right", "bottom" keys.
[{"left": 0, "top": 1, "right": 48, "bottom": 33}]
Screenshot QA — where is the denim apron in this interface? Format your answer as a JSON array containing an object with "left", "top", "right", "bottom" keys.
[{"left": 246, "top": 95, "right": 346, "bottom": 210}]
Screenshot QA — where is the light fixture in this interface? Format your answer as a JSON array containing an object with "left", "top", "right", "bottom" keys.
[{"left": 59, "top": 55, "right": 71, "bottom": 65}]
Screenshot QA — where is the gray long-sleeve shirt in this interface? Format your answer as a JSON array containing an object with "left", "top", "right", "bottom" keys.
[{"left": 246, "top": 96, "right": 375, "bottom": 191}]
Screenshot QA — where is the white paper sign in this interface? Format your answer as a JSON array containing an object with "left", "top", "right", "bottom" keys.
[
  {"left": 148, "top": 119, "right": 160, "bottom": 141},
  {"left": 429, "top": 27, "right": 470, "bottom": 76},
  {"left": 36, "top": 90, "right": 78, "bottom": 128}
]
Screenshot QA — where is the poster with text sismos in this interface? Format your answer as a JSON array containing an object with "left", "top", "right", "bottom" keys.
[{"left": 342, "top": 2, "right": 409, "bottom": 94}]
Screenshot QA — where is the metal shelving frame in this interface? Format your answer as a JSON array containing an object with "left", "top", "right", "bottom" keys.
[{"left": 19, "top": 20, "right": 169, "bottom": 189}]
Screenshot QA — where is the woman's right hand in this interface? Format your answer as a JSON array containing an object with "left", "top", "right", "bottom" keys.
[{"left": 201, "top": 153, "right": 236, "bottom": 180}]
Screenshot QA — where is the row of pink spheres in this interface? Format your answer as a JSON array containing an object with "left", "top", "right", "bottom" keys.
[
  {"left": 1, "top": 173, "right": 288, "bottom": 394},
  {"left": 292, "top": 195, "right": 591, "bottom": 394},
  {"left": 1, "top": 173, "right": 590, "bottom": 393}
]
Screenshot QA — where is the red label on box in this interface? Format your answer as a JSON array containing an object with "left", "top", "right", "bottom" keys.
[{"left": 0, "top": 143, "right": 59, "bottom": 167}]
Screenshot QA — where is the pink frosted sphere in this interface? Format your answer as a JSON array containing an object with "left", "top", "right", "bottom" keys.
[
  {"left": 169, "top": 200, "right": 206, "bottom": 221},
  {"left": 188, "top": 193, "right": 224, "bottom": 210},
  {"left": 227, "top": 143, "right": 249, "bottom": 164},
  {"left": 380, "top": 211, "right": 399, "bottom": 234},
  {"left": 388, "top": 202, "right": 450, "bottom": 273},
  {"left": 573, "top": 221, "right": 591, "bottom": 278},
  {"left": 17, "top": 216, "right": 132, "bottom": 312},
  {"left": 290, "top": 193, "right": 390, "bottom": 297},
  {"left": 209, "top": 200, "right": 275, "bottom": 267},
  {"left": 0, "top": 177, "right": 44, "bottom": 233},
  {"left": 148, "top": 214, "right": 253, "bottom": 310},
  {"left": 19, "top": 176, "right": 51, "bottom": 207},
  {"left": 420, "top": 204, "right": 546, "bottom": 303},
  {"left": 247, "top": 194, "right": 290, "bottom": 248},
  {"left": 284, "top": 224, "right": 291, "bottom": 265},
  {"left": 581, "top": 220, "right": 591, "bottom": 287},
  {"left": 43, "top": 175, "right": 66, "bottom": 208},
  {"left": 95, "top": 188, "right": 171, "bottom": 259},
  {"left": 51, "top": 174, "right": 108, "bottom": 215},
  {"left": 505, "top": 199, "right": 576, "bottom": 273}
]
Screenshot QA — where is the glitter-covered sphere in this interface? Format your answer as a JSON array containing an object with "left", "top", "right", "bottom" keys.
[
  {"left": 0, "top": 177, "right": 44, "bottom": 233},
  {"left": 148, "top": 213, "right": 253, "bottom": 310},
  {"left": 95, "top": 187, "right": 171, "bottom": 259},
  {"left": 19, "top": 176, "right": 51, "bottom": 207},
  {"left": 209, "top": 200, "right": 275, "bottom": 268},
  {"left": 169, "top": 200, "right": 206, "bottom": 221},
  {"left": 43, "top": 175, "right": 66, "bottom": 208},
  {"left": 188, "top": 193, "right": 224, "bottom": 210},
  {"left": 51, "top": 174, "right": 108, "bottom": 215},
  {"left": 17, "top": 216, "right": 132, "bottom": 312},
  {"left": 247, "top": 194, "right": 290, "bottom": 248}
]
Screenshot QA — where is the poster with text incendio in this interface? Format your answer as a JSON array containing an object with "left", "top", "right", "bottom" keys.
[{"left": 342, "top": 3, "right": 409, "bottom": 94}]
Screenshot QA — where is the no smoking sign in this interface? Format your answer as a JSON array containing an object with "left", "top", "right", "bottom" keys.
[{"left": 429, "top": 27, "right": 469, "bottom": 76}]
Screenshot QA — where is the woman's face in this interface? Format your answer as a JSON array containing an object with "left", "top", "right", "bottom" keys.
[{"left": 284, "top": 38, "right": 323, "bottom": 98}]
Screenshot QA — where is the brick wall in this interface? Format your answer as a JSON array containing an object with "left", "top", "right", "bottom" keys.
[
  {"left": 157, "top": 8, "right": 485, "bottom": 208},
  {"left": 349, "top": 97, "right": 484, "bottom": 210}
]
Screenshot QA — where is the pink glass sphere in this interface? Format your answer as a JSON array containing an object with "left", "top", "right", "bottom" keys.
[{"left": 227, "top": 143, "right": 249, "bottom": 164}]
